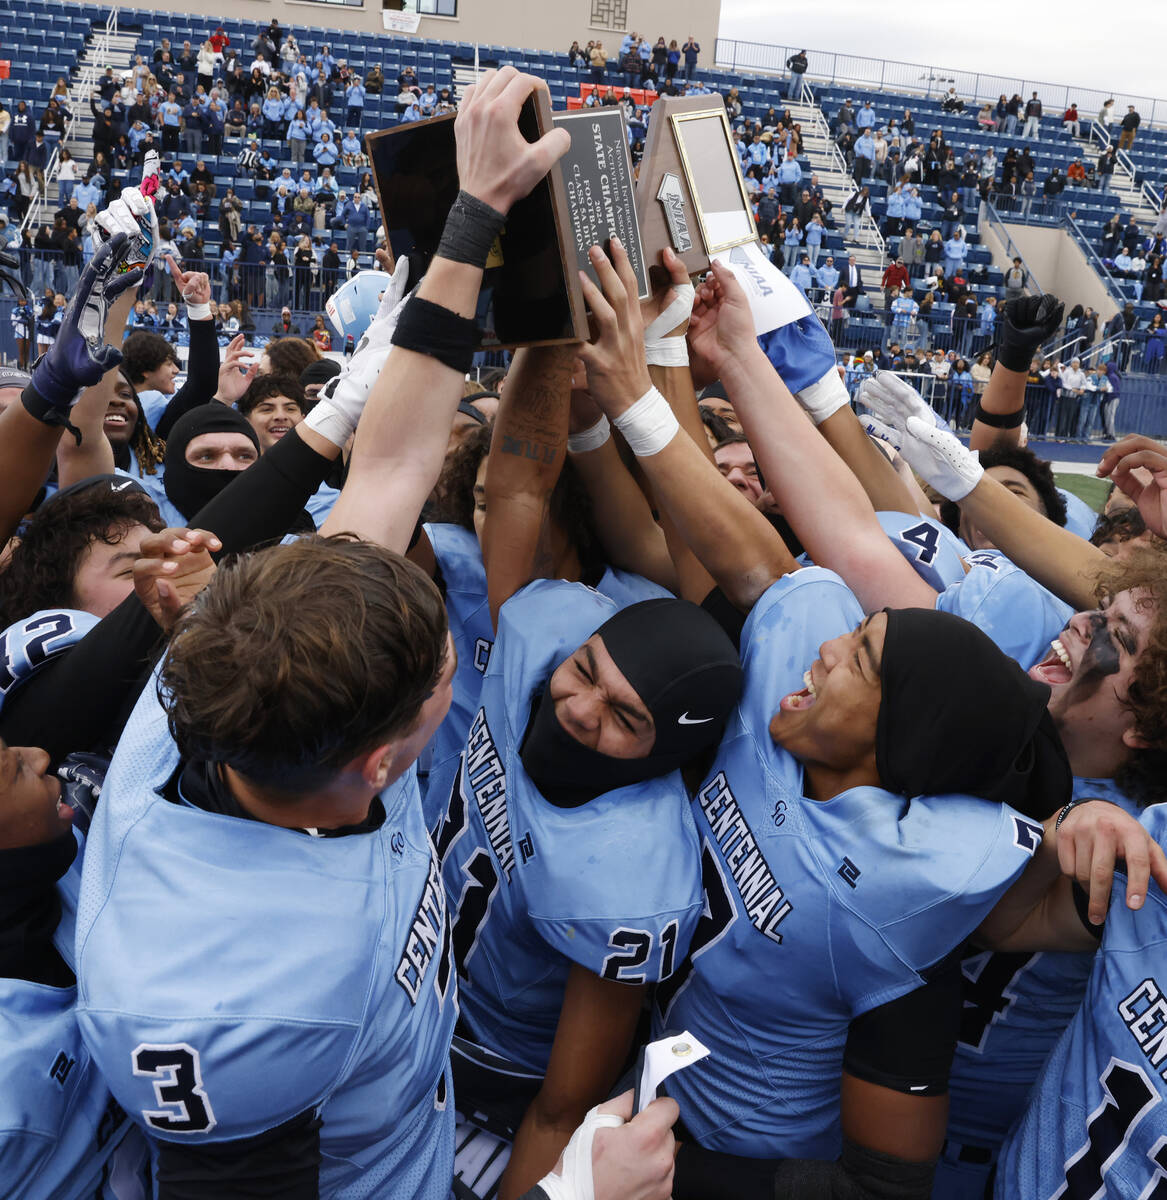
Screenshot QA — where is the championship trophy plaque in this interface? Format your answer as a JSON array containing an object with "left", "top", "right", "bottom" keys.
[
  {"left": 366, "top": 87, "right": 648, "bottom": 348},
  {"left": 635, "top": 95, "right": 758, "bottom": 282}
]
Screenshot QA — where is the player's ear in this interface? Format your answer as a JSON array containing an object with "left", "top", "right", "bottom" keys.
[
  {"left": 355, "top": 743, "right": 396, "bottom": 790},
  {"left": 1122, "top": 725, "right": 1151, "bottom": 751}
]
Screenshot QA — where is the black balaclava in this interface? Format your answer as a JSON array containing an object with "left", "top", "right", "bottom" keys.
[
  {"left": 521, "top": 598, "right": 743, "bottom": 807},
  {"left": 876, "top": 608, "right": 1071, "bottom": 820},
  {"left": 164, "top": 404, "right": 260, "bottom": 521}
]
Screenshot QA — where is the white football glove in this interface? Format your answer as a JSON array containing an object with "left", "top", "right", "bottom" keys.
[
  {"left": 95, "top": 186, "right": 160, "bottom": 272},
  {"left": 644, "top": 280, "right": 695, "bottom": 368},
  {"left": 537, "top": 1105, "right": 625, "bottom": 1200},
  {"left": 861, "top": 372, "right": 983, "bottom": 500},
  {"left": 860, "top": 413, "right": 902, "bottom": 451},
  {"left": 304, "top": 256, "right": 412, "bottom": 449}
]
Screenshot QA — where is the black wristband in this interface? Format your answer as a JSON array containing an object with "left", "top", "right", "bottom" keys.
[
  {"left": 20, "top": 379, "right": 82, "bottom": 445},
  {"left": 391, "top": 297, "right": 478, "bottom": 374},
  {"left": 1056, "top": 796, "right": 1103, "bottom": 830},
  {"left": 436, "top": 189, "right": 506, "bottom": 269},
  {"left": 973, "top": 402, "right": 1025, "bottom": 429}
]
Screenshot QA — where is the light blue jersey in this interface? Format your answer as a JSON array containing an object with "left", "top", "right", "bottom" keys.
[
  {"left": 936, "top": 778, "right": 1139, "bottom": 1200},
  {"left": 995, "top": 804, "right": 1167, "bottom": 1200},
  {"left": 654, "top": 568, "right": 1045, "bottom": 1159},
  {"left": 76, "top": 678, "right": 457, "bottom": 1199},
  {"left": 1058, "top": 487, "right": 1098, "bottom": 541},
  {"left": 436, "top": 579, "right": 702, "bottom": 1075},
  {"left": 419, "top": 522, "right": 671, "bottom": 833},
  {"left": 0, "top": 975, "right": 148, "bottom": 1199},
  {"left": 877, "top": 511, "right": 969, "bottom": 592},
  {"left": 936, "top": 551, "right": 1073, "bottom": 669},
  {"left": 0, "top": 609, "right": 98, "bottom": 710},
  {"left": 304, "top": 480, "right": 340, "bottom": 527}
]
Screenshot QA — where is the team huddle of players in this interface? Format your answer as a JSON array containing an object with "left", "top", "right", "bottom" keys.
[{"left": 3, "top": 66, "right": 1167, "bottom": 1200}]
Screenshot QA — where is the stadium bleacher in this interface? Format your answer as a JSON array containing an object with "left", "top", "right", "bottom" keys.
[{"left": 1, "top": 1, "right": 1164, "bottom": 373}]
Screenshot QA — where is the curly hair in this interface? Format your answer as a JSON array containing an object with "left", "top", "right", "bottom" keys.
[
  {"left": 120, "top": 331, "right": 179, "bottom": 385},
  {"left": 237, "top": 373, "right": 305, "bottom": 416},
  {"left": 160, "top": 535, "right": 448, "bottom": 793},
  {"left": 1086, "top": 551, "right": 1167, "bottom": 807},
  {"left": 261, "top": 336, "right": 319, "bottom": 379},
  {"left": 434, "top": 424, "right": 606, "bottom": 583},
  {"left": 939, "top": 445, "right": 1067, "bottom": 535},
  {"left": 1090, "top": 505, "right": 1165, "bottom": 555},
  {"left": 0, "top": 486, "right": 164, "bottom": 628}
]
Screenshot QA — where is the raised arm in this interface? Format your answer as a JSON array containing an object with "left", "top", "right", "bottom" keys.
[
  {"left": 323, "top": 69, "right": 569, "bottom": 554},
  {"left": 2, "top": 234, "right": 142, "bottom": 542},
  {"left": 566, "top": 384, "right": 676, "bottom": 592},
  {"left": 688, "top": 263, "right": 935, "bottom": 613},
  {"left": 864, "top": 372, "right": 1107, "bottom": 611},
  {"left": 968, "top": 295, "right": 1063, "bottom": 452},
  {"left": 578, "top": 241, "right": 795, "bottom": 612},
  {"left": 482, "top": 343, "right": 575, "bottom": 627}
]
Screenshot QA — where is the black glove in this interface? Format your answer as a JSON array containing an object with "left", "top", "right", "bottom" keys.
[
  {"left": 0, "top": 246, "right": 27, "bottom": 301},
  {"left": 996, "top": 293, "right": 1064, "bottom": 372}
]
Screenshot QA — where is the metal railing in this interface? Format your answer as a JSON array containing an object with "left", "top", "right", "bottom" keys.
[
  {"left": 20, "top": 9, "right": 119, "bottom": 236},
  {"left": 1063, "top": 212, "right": 1134, "bottom": 301},
  {"left": 791, "top": 87, "right": 886, "bottom": 260},
  {"left": 713, "top": 38, "right": 1165, "bottom": 130},
  {"left": 980, "top": 201, "right": 1043, "bottom": 296},
  {"left": 1087, "top": 121, "right": 1164, "bottom": 217}
]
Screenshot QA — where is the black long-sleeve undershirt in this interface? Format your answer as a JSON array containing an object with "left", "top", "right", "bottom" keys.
[
  {"left": 0, "top": 428, "right": 335, "bottom": 766},
  {"left": 153, "top": 318, "right": 222, "bottom": 440}
]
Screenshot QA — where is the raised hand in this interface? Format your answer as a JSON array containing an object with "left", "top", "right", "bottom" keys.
[
  {"left": 861, "top": 372, "right": 984, "bottom": 500},
  {"left": 686, "top": 260, "right": 756, "bottom": 386},
  {"left": 165, "top": 254, "right": 212, "bottom": 308},
  {"left": 133, "top": 527, "right": 221, "bottom": 632},
  {"left": 996, "top": 293, "right": 1064, "bottom": 372},
  {"left": 454, "top": 67, "right": 570, "bottom": 214},
  {"left": 641, "top": 246, "right": 695, "bottom": 338},
  {"left": 576, "top": 237, "right": 653, "bottom": 420},
  {"left": 95, "top": 186, "right": 160, "bottom": 272},
  {"left": 1097, "top": 434, "right": 1167, "bottom": 539},
  {"left": 26, "top": 233, "right": 143, "bottom": 419},
  {"left": 214, "top": 335, "right": 259, "bottom": 405}
]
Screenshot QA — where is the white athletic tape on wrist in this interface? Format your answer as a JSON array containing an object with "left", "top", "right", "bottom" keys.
[
  {"left": 612, "top": 385, "right": 679, "bottom": 457},
  {"left": 567, "top": 415, "right": 611, "bottom": 454},
  {"left": 185, "top": 300, "right": 212, "bottom": 321},
  {"left": 537, "top": 1108, "right": 625, "bottom": 1200},
  {"left": 644, "top": 336, "right": 689, "bottom": 367},
  {"left": 644, "top": 282, "right": 695, "bottom": 341},
  {"left": 302, "top": 402, "right": 353, "bottom": 449},
  {"left": 796, "top": 366, "right": 851, "bottom": 425}
]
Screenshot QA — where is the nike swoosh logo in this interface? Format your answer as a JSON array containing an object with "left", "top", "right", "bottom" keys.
[
  {"left": 678, "top": 713, "right": 714, "bottom": 725},
  {"left": 111, "top": 481, "right": 133, "bottom": 491},
  {"left": 909, "top": 1085, "right": 928, "bottom": 1092}
]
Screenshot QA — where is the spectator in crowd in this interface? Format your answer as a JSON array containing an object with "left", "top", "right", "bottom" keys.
[
  {"left": 1098, "top": 96, "right": 1116, "bottom": 127},
  {"left": 1004, "top": 255, "right": 1027, "bottom": 302},
  {"left": 843, "top": 184, "right": 870, "bottom": 237},
  {"left": 1062, "top": 103, "right": 1081, "bottom": 137},
  {"left": 1097, "top": 146, "right": 1117, "bottom": 193},
  {"left": 1115, "top": 103, "right": 1142, "bottom": 153},
  {"left": 1022, "top": 91, "right": 1042, "bottom": 139},
  {"left": 682, "top": 35, "right": 700, "bottom": 79},
  {"left": 785, "top": 49, "right": 808, "bottom": 99}
]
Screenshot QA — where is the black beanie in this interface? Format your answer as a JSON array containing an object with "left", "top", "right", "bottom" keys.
[{"left": 876, "top": 608, "right": 1071, "bottom": 819}]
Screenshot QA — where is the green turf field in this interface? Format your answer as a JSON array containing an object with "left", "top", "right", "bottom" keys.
[{"left": 1055, "top": 473, "right": 1109, "bottom": 513}]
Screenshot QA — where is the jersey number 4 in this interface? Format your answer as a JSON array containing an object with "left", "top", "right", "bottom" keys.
[
  {"left": 131, "top": 1043, "right": 217, "bottom": 1134},
  {"left": 1055, "top": 1058, "right": 1167, "bottom": 1199}
]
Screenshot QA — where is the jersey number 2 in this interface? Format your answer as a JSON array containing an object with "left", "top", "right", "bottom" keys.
[{"left": 131, "top": 1043, "right": 217, "bottom": 1133}]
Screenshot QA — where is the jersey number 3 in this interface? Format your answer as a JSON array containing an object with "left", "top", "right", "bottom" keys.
[{"left": 132, "top": 1043, "right": 217, "bottom": 1134}]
